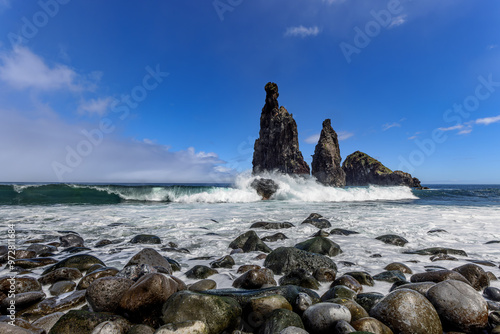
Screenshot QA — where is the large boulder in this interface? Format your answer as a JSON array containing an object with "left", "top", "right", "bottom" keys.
[
  {"left": 124, "top": 248, "right": 172, "bottom": 274},
  {"left": 302, "top": 303, "right": 351, "bottom": 334},
  {"left": 161, "top": 291, "right": 241, "bottom": 334},
  {"left": 342, "top": 151, "right": 421, "bottom": 187},
  {"left": 426, "top": 279, "right": 488, "bottom": 332},
  {"left": 48, "top": 310, "right": 129, "bottom": 334},
  {"left": 86, "top": 276, "right": 134, "bottom": 313},
  {"left": 370, "top": 289, "right": 442, "bottom": 334},
  {"left": 311, "top": 119, "right": 346, "bottom": 187},
  {"left": 295, "top": 237, "right": 342, "bottom": 257},
  {"left": 264, "top": 247, "right": 337, "bottom": 275},
  {"left": 410, "top": 269, "right": 471, "bottom": 285},
  {"left": 250, "top": 178, "right": 279, "bottom": 200},
  {"left": 452, "top": 263, "right": 490, "bottom": 291},
  {"left": 252, "top": 82, "right": 310, "bottom": 175}
]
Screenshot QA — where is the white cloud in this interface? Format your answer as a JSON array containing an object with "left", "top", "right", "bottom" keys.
[
  {"left": 337, "top": 131, "right": 354, "bottom": 141},
  {"left": 487, "top": 45, "right": 498, "bottom": 50},
  {"left": 0, "top": 46, "right": 82, "bottom": 91},
  {"left": 382, "top": 122, "right": 401, "bottom": 131},
  {"left": 322, "top": 0, "right": 346, "bottom": 4},
  {"left": 78, "top": 97, "right": 114, "bottom": 116},
  {"left": 388, "top": 14, "right": 407, "bottom": 29},
  {"left": 438, "top": 124, "right": 464, "bottom": 132},
  {"left": 475, "top": 115, "right": 500, "bottom": 125},
  {"left": 285, "top": 26, "right": 320, "bottom": 38},
  {"left": 0, "top": 109, "right": 235, "bottom": 183},
  {"left": 305, "top": 133, "right": 320, "bottom": 144}
]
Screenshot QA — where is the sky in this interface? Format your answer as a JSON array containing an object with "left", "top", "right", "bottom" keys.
[{"left": 0, "top": 0, "right": 499, "bottom": 184}]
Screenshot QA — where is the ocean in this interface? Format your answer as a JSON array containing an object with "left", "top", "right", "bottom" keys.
[{"left": 1, "top": 173, "right": 500, "bottom": 296}]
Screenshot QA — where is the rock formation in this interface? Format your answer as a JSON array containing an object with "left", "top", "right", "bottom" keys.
[
  {"left": 250, "top": 178, "right": 279, "bottom": 200},
  {"left": 311, "top": 119, "right": 346, "bottom": 187},
  {"left": 342, "top": 151, "right": 421, "bottom": 187},
  {"left": 252, "top": 82, "right": 310, "bottom": 175}
]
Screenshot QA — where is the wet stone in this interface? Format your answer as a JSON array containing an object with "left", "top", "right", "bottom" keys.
[
  {"left": 250, "top": 222, "right": 294, "bottom": 229},
  {"left": 411, "top": 269, "right": 471, "bottom": 285},
  {"left": 264, "top": 247, "right": 337, "bottom": 275},
  {"left": 94, "top": 239, "right": 113, "bottom": 248},
  {"left": 116, "top": 264, "right": 157, "bottom": 281},
  {"left": 302, "top": 302, "right": 351, "bottom": 334},
  {"left": 129, "top": 234, "right": 161, "bottom": 244},
  {"left": 59, "top": 234, "right": 85, "bottom": 248},
  {"left": 186, "top": 265, "right": 218, "bottom": 279},
  {"left": 261, "top": 233, "right": 288, "bottom": 242},
  {"left": 0, "top": 291, "right": 46, "bottom": 313},
  {"left": 384, "top": 262, "right": 412, "bottom": 274},
  {"left": 0, "top": 276, "right": 42, "bottom": 294},
  {"left": 237, "top": 265, "right": 261, "bottom": 274},
  {"left": 229, "top": 230, "right": 272, "bottom": 253},
  {"left": 452, "top": 263, "right": 490, "bottom": 291},
  {"left": 330, "top": 228, "right": 359, "bottom": 236},
  {"left": 86, "top": 276, "right": 134, "bottom": 313},
  {"left": 484, "top": 287, "right": 500, "bottom": 301},
  {"left": 233, "top": 268, "right": 276, "bottom": 289},
  {"left": 210, "top": 255, "right": 235, "bottom": 269},
  {"left": 38, "top": 267, "right": 83, "bottom": 285},
  {"left": 330, "top": 275, "right": 363, "bottom": 293},
  {"left": 301, "top": 213, "right": 331, "bottom": 229},
  {"left": 188, "top": 279, "right": 217, "bottom": 292},
  {"left": 278, "top": 268, "right": 320, "bottom": 290},
  {"left": 41, "top": 254, "right": 105, "bottom": 275},
  {"left": 373, "top": 270, "right": 406, "bottom": 283},
  {"left": 22, "top": 290, "right": 86, "bottom": 317},
  {"left": 49, "top": 280, "right": 76, "bottom": 296},
  {"left": 13, "top": 258, "right": 58, "bottom": 269},
  {"left": 124, "top": 248, "right": 172, "bottom": 274},
  {"left": 430, "top": 253, "right": 459, "bottom": 261},
  {"left": 344, "top": 271, "right": 374, "bottom": 286},
  {"left": 375, "top": 234, "right": 408, "bottom": 247},
  {"left": 313, "top": 267, "right": 337, "bottom": 282},
  {"left": 294, "top": 237, "right": 342, "bottom": 257},
  {"left": 77, "top": 267, "right": 119, "bottom": 290},
  {"left": 355, "top": 292, "right": 385, "bottom": 313}
]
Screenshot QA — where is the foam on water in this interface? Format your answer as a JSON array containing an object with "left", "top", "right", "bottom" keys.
[{"left": 1, "top": 193, "right": 499, "bottom": 296}]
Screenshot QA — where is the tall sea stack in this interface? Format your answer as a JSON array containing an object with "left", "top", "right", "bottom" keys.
[
  {"left": 252, "top": 82, "right": 310, "bottom": 175},
  {"left": 311, "top": 119, "right": 346, "bottom": 187}
]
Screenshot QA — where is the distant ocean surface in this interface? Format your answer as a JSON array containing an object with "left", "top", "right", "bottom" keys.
[{"left": 1, "top": 174, "right": 499, "bottom": 294}]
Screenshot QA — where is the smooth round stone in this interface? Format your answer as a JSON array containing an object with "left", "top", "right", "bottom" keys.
[
  {"left": 210, "top": 255, "right": 235, "bottom": 269},
  {"left": 155, "top": 320, "right": 208, "bottom": 334},
  {"left": 59, "top": 233, "right": 84, "bottom": 248},
  {"left": 330, "top": 275, "right": 362, "bottom": 293},
  {"left": 90, "top": 319, "right": 132, "bottom": 334},
  {"left": 294, "top": 237, "right": 342, "bottom": 257},
  {"left": 313, "top": 267, "right": 337, "bottom": 282},
  {"left": 483, "top": 286, "right": 500, "bottom": 301},
  {"left": 245, "top": 296, "right": 293, "bottom": 329},
  {"left": 31, "top": 312, "right": 65, "bottom": 333},
  {"left": 42, "top": 254, "right": 105, "bottom": 275},
  {"left": 229, "top": 230, "right": 272, "bottom": 253},
  {"left": 334, "top": 320, "right": 356, "bottom": 334},
  {"left": 186, "top": 265, "right": 218, "bottom": 279},
  {"left": 370, "top": 289, "right": 442, "bottom": 334},
  {"left": 26, "top": 243, "right": 57, "bottom": 256},
  {"left": 278, "top": 326, "right": 309, "bottom": 334},
  {"left": 301, "top": 213, "right": 331, "bottom": 229},
  {"left": 302, "top": 303, "right": 351, "bottom": 334},
  {"left": 351, "top": 317, "right": 393, "bottom": 334},
  {"left": 232, "top": 268, "right": 276, "bottom": 289},
  {"left": 490, "top": 311, "right": 500, "bottom": 327},
  {"left": 129, "top": 234, "right": 161, "bottom": 244},
  {"left": 375, "top": 234, "right": 408, "bottom": 247},
  {"left": 49, "top": 280, "right": 76, "bottom": 296},
  {"left": 278, "top": 268, "right": 320, "bottom": 290},
  {"left": 384, "top": 262, "right": 412, "bottom": 274},
  {"left": 124, "top": 248, "right": 172, "bottom": 274},
  {"left": 452, "top": 263, "right": 490, "bottom": 291},
  {"left": 331, "top": 298, "right": 369, "bottom": 322},
  {"left": 264, "top": 247, "right": 336, "bottom": 275},
  {"left": 116, "top": 264, "right": 157, "bottom": 281},
  {"left": 321, "top": 285, "right": 356, "bottom": 301},
  {"left": 0, "top": 323, "right": 37, "bottom": 334},
  {"left": 0, "top": 276, "right": 41, "bottom": 294},
  {"left": 262, "top": 233, "right": 288, "bottom": 242},
  {"left": 344, "top": 271, "right": 374, "bottom": 286},
  {"left": 237, "top": 265, "right": 261, "bottom": 274},
  {"left": 94, "top": 239, "right": 113, "bottom": 248},
  {"left": 188, "top": 279, "right": 217, "bottom": 292},
  {"left": 426, "top": 279, "right": 488, "bottom": 332},
  {"left": 38, "top": 267, "right": 82, "bottom": 285},
  {"left": 0, "top": 291, "right": 46, "bottom": 312},
  {"left": 373, "top": 270, "right": 406, "bottom": 283},
  {"left": 86, "top": 277, "right": 134, "bottom": 313},
  {"left": 355, "top": 292, "right": 384, "bottom": 313},
  {"left": 410, "top": 269, "right": 470, "bottom": 285},
  {"left": 394, "top": 282, "right": 436, "bottom": 295},
  {"left": 77, "top": 267, "right": 119, "bottom": 290},
  {"left": 49, "top": 310, "right": 129, "bottom": 334},
  {"left": 295, "top": 292, "right": 313, "bottom": 314}
]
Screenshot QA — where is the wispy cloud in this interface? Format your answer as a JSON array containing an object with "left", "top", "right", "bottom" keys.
[
  {"left": 475, "top": 115, "right": 500, "bottom": 125},
  {"left": 305, "top": 133, "right": 320, "bottom": 144},
  {"left": 487, "top": 44, "right": 498, "bottom": 50},
  {"left": 407, "top": 132, "right": 422, "bottom": 140},
  {"left": 78, "top": 97, "right": 114, "bottom": 116},
  {"left": 388, "top": 14, "right": 407, "bottom": 29},
  {"left": 285, "top": 26, "right": 320, "bottom": 38},
  {"left": 338, "top": 131, "right": 354, "bottom": 141},
  {"left": 322, "top": 0, "right": 346, "bottom": 4},
  {"left": 382, "top": 118, "right": 405, "bottom": 131},
  {"left": 0, "top": 46, "right": 81, "bottom": 91},
  {"left": 438, "top": 114, "right": 500, "bottom": 135}
]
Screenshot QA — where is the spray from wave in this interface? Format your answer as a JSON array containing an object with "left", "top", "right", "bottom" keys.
[{"left": 0, "top": 172, "right": 418, "bottom": 205}]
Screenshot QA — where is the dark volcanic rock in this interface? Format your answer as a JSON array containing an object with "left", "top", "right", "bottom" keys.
[
  {"left": 311, "top": 119, "right": 346, "bottom": 187},
  {"left": 264, "top": 247, "right": 337, "bottom": 275},
  {"left": 375, "top": 234, "right": 409, "bottom": 247},
  {"left": 86, "top": 276, "right": 134, "bottom": 313},
  {"left": 252, "top": 82, "right": 310, "bottom": 175},
  {"left": 294, "top": 237, "right": 342, "bottom": 257},
  {"left": 262, "top": 232, "right": 288, "bottom": 242},
  {"left": 228, "top": 230, "right": 272, "bottom": 253},
  {"left": 49, "top": 310, "right": 129, "bottom": 334},
  {"left": 279, "top": 268, "right": 320, "bottom": 290},
  {"left": 250, "top": 178, "right": 279, "bottom": 200},
  {"left": 452, "top": 263, "right": 490, "bottom": 291},
  {"left": 342, "top": 151, "right": 421, "bottom": 187},
  {"left": 41, "top": 254, "right": 105, "bottom": 275},
  {"left": 250, "top": 221, "right": 294, "bottom": 229},
  {"left": 410, "top": 269, "right": 471, "bottom": 285},
  {"left": 232, "top": 268, "right": 276, "bottom": 289},
  {"left": 129, "top": 234, "right": 161, "bottom": 244},
  {"left": 301, "top": 213, "right": 331, "bottom": 229}
]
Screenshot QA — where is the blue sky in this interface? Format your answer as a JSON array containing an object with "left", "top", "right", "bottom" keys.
[{"left": 0, "top": 0, "right": 499, "bottom": 184}]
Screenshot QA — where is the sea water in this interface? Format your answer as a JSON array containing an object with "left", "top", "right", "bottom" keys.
[{"left": 1, "top": 173, "right": 499, "bottom": 296}]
